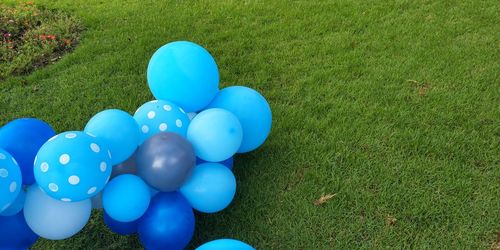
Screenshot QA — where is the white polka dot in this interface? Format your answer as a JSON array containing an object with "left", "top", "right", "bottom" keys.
[
  {"left": 61, "top": 198, "right": 71, "bottom": 202},
  {"left": 176, "top": 119, "right": 183, "bottom": 128},
  {"left": 90, "top": 143, "right": 100, "bottom": 153},
  {"left": 105, "top": 175, "right": 111, "bottom": 184},
  {"left": 1, "top": 203, "right": 10, "bottom": 211},
  {"left": 40, "top": 162, "right": 49, "bottom": 172},
  {"left": 59, "top": 154, "right": 70, "bottom": 165},
  {"left": 0, "top": 169, "right": 8, "bottom": 178},
  {"left": 100, "top": 162, "right": 107, "bottom": 172},
  {"left": 179, "top": 107, "right": 185, "bottom": 114},
  {"left": 0, "top": 153, "right": 6, "bottom": 160},
  {"left": 141, "top": 125, "right": 149, "bottom": 133},
  {"left": 87, "top": 187, "right": 97, "bottom": 195},
  {"left": 9, "top": 182, "right": 16, "bottom": 192},
  {"left": 163, "top": 105, "right": 172, "bottom": 111},
  {"left": 68, "top": 175, "right": 80, "bottom": 185},
  {"left": 11, "top": 157, "right": 17, "bottom": 165},
  {"left": 87, "top": 132, "right": 96, "bottom": 138},
  {"left": 65, "top": 133, "right": 77, "bottom": 139},
  {"left": 48, "top": 183, "right": 59, "bottom": 192},
  {"left": 34, "top": 155, "right": 37, "bottom": 164},
  {"left": 147, "top": 111, "right": 156, "bottom": 119},
  {"left": 108, "top": 150, "right": 112, "bottom": 159},
  {"left": 151, "top": 100, "right": 158, "bottom": 103},
  {"left": 159, "top": 123, "right": 168, "bottom": 131},
  {"left": 48, "top": 135, "right": 58, "bottom": 141}
]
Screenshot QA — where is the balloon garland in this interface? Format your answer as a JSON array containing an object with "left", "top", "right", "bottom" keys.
[{"left": 0, "top": 41, "right": 272, "bottom": 249}]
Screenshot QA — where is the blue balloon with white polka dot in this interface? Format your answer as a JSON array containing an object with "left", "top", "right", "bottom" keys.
[
  {"left": 0, "top": 149, "right": 22, "bottom": 213},
  {"left": 34, "top": 131, "right": 113, "bottom": 202},
  {"left": 134, "top": 100, "right": 190, "bottom": 144}
]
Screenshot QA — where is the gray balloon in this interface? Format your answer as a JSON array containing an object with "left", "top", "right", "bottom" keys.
[
  {"left": 136, "top": 132, "right": 195, "bottom": 192},
  {"left": 111, "top": 149, "right": 138, "bottom": 179}
]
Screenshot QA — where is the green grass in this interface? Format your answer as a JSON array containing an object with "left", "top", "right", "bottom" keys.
[{"left": 1, "top": 0, "right": 499, "bottom": 249}]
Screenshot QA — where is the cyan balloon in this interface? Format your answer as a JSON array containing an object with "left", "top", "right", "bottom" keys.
[
  {"left": 187, "top": 108, "right": 242, "bottom": 162},
  {"left": 206, "top": 86, "right": 272, "bottom": 153},
  {"left": 147, "top": 41, "right": 219, "bottom": 112},
  {"left": 103, "top": 174, "right": 150, "bottom": 222},
  {"left": 180, "top": 163, "right": 236, "bottom": 213},
  {"left": 85, "top": 109, "right": 140, "bottom": 165},
  {"left": 0, "top": 149, "right": 22, "bottom": 213},
  {"left": 0, "top": 118, "right": 55, "bottom": 185},
  {"left": 0, "top": 210, "right": 38, "bottom": 249},
  {"left": 0, "top": 186, "right": 26, "bottom": 216},
  {"left": 103, "top": 211, "right": 138, "bottom": 236},
  {"left": 196, "top": 239, "right": 255, "bottom": 250},
  {"left": 24, "top": 185, "right": 91, "bottom": 240}
]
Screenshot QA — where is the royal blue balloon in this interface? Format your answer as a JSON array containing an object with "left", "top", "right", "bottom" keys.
[
  {"left": 187, "top": 108, "right": 242, "bottom": 162},
  {"left": 103, "top": 211, "right": 138, "bottom": 235},
  {"left": 103, "top": 174, "right": 150, "bottom": 222},
  {"left": 180, "top": 163, "right": 236, "bottom": 213},
  {"left": 196, "top": 239, "right": 255, "bottom": 250},
  {"left": 196, "top": 156, "right": 233, "bottom": 170},
  {"left": 206, "top": 86, "right": 272, "bottom": 153},
  {"left": 0, "top": 187, "right": 26, "bottom": 216},
  {"left": 147, "top": 41, "right": 219, "bottom": 112},
  {"left": 85, "top": 109, "right": 140, "bottom": 165},
  {"left": 0, "top": 210, "right": 38, "bottom": 249},
  {"left": 138, "top": 192, "right": 195, "bottom": 250},
  {"left": 133, "top": 100, "right": 190, "bottom": 144},
  {"left": 24, "top": 185, "right": 91, "bottom": 240},
  {"left": 34, "top": 131, "right": 113, "bottom": 202},
  {"left": 0, "top": 118, "right": 55, "bottom": 185},
  {"left": 0, "top": 149, "right": 22, "bottom": 213}
]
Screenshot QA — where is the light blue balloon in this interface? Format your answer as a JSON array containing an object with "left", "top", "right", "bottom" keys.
[
  {"left": 147, "top": 41, "right": 220, "bottom": 112},
  {"left": 0, "top": 186, "right": 25, "bottom": 216},
  {"left": 187, "top": 109, "right": 242, "bottom": 162},
  {"left": 24, "top": 185, "right": 91, "bottom": 240},
  {"left": 85, "top": 109, "right": 140, "bottom": 165},
  {"left": 206, "top": 86, "right": 272, "bottom": 153},
  {"left": 103, "top": 174, "right": 150, "bottom": 222},
  {"left": 196, "top": 239, "right": 255, "bottom": 250},
  {"left": 0, "top": 149, "right": 22, "bottom": 213},
  {"left": 133, "top": 100, "right": 190, "bottom": 144},
  {"left": 34, "top": 131, "right": 113, "bottom": 202},
  {"left": 180, "top": 163, "right": 236, "bottom": 213}
]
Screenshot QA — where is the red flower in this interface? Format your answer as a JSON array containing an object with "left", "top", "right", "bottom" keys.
[{"left": 3, "top": 33, "right": 11, "bottom": 37}]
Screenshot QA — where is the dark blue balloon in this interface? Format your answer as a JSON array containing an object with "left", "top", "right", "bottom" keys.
[
  {"left": 196, "top": 157, "right": 233, "bottom": 170},
  {"left": 103, "top": 211, "right": 138, "bottom": 235},
  {"left": 0, "top": 211, "right": 39, "bottom": 249},
  {"left": 0, "top": 118, "right": 55, "bottom": 185},
  {"left": 138, "top": 192, "right": 195, "bottom": 250}
]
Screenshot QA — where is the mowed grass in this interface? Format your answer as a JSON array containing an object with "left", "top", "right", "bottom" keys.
[{"left": 1, "top": 0, "right": 499, "bottom": 249}]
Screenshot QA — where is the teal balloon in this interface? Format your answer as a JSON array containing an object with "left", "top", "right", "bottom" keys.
[
  {"left": 0, "top": 186, "right": 26, "bottom": 216},
  {"left": 103, "top": 174, "right": 150, "bottom": 222},
  {"left": 197, "top": 239, "right": 255, "bottom": 250},
  {"left": 147, "top": 41, "right": 219, "bottom": 112},
  {"left": 187, "top": 109, "right": 242, "bottom": 162},
  {"left": 0, "top": 149, "right": 22, "bottom": 213},
  {"left": 85, "top": 109, "right": 140, "bottom": 165},
  {"left": 206, "top": 86, "right": 272, "bottom": 153},
  {"left": 180, "top": 163, "right": 236, "bottom": 213},
  {"left": 24, "top": 185, "right": 91, "bottom": 240}
]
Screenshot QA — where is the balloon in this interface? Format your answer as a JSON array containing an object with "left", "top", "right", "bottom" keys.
[
  {"left": 111, "top": 150, "right": 137, "bottom": 179},
  {"left": 103, "top": 174, "right": 150, "bottom": 222},
  {"left": 180, "top": 163, "right": 236, "bottom": 213},
  {"left": 24, "top": 185, "right": 91, "bottom": 240},
  {"left": 187, "top": 112, "right": 197, "bottom": 121},
  {"left": 34, "top": 131, "right": 112, "bottom": 202},
  {"left": 147, "top": 41, "right": 219, "bottom": 112},
  {"left": 0, "top": 118, "right": 55, "bottom": 185},
  {"left": 136, "top": 132, "right": 195, "bottom": 192},
  {"left": 0, "top": 149, "right": 22, "bottom": 213},
  {"left": 0, "top": 210, "right": 38, "bottom": 249},
  {"left": 206, "top": 86, "right": 272, "bottom": 153},
  {"left": 196, "top": 156, "right": 233, "bottom": 170},
  {"left": 85, "top": 109, "right": 140, "bottom": 165},
  {"left": 149, "top": 186, "right": 159, "bottom": 197},
  {"left": 187, "top": 108, "right": 243, "bottom": 162},
  {"left": 133, "top": 100, "right": 190, "bottom": 144},
  {"left": 103, "top": 211, "right": 138, "bottom": 235},
  {"left": 138, "top": 192, "right": 195, "bottom": 250},
  {"left": 1, "top": 186, "right": 26, "bottom": 216},
  {"left": 196, "top": 239, "right": 255, "bottom": 250}
]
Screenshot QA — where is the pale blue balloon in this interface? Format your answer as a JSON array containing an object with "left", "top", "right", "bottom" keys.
[
  {"left": 24, "top": 185, "right": 91, "bottom": 240},
  {"left": 103, "top": 174, "right": 150, "bottom": 222},
  {"left": 85, "top": 109, "right": 140, "bottom": 165},
  {"left": 196, "top": 239, "right": 255, "bottom": 250},
  {"left": 147, "top": 41, "right": 219, "bottom": 112},
  {"left": 0, "top": 149, "right": 22, "bottom": 213},
  {"left": 0, "top": 186, "right": 25, "bottom": 216},
  {"left": 180, "top": 163, "right": 236, "bottom": 213},
  {"left": 206, "top": 86, "right": 272, "bottom": 153},
  {"left": 187, "top": 109, "right": 242, "bottom": 162},
  {"left": 133, "top": 100, "right": 190, "bottom": 144},
  {"left": 34, "top": 131, "right": 112, "bottom": 202}
]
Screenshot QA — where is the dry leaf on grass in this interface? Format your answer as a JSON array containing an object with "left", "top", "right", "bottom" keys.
[
  {"left": 386, "top": 215, "right": 397, "bottom": 226},
  {"left": 313, "top": 193, "right": 337, "bottom": 206}
]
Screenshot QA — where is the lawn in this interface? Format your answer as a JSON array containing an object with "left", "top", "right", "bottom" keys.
[{"left": 1, "top": 0, "right": 499, "bottom": 249}]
